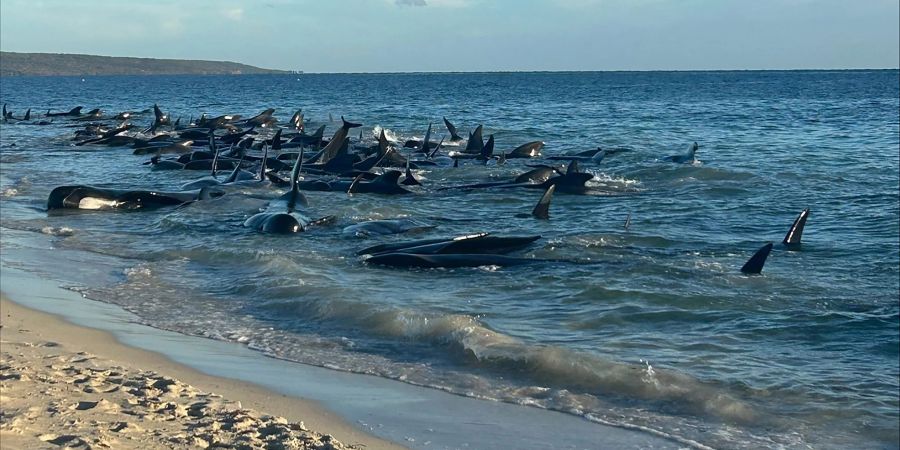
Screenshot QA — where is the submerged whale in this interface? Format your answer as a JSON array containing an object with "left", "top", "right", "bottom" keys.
[
  {"left": 663, "top": 142, "right": 699, "bottom": 164},
  {"left": 357, "top": 233, "right": 541, "bottom": 256},
  {"left": 365, "top": 253, "right": 543, "bottom": 268}
]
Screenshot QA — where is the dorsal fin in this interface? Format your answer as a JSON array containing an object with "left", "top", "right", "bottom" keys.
[
  {"left": 68, "top": 106, "right": 83, "bottom": 115},
  {"left": 310, "top": 124, "right": 325, "bottom": 140},
  {"left": 290, "top": 146, "right": 305, "bottom": 189},
  {"left": 378, "top": 129, "right": 389, "bottom": 157},
  {"left": 403, "top": 166, "right": 421, "bottom": 186},
  {"left": 23, "top": 108, "right": 31, "bottom": 121},
  {"left": 285, "top": 146, "right": 307, "bottom": 210},
  {"left": 566, "top": 160, "right": 579, "bottom": 175},
  {"left": 783, "top": 208, "right": 810, "bottom": 247},
  {"left": 453, "top": 157, "right": 459, "bottom": 168},
  {"left": 480, "top": 135, "right": 495, "bottom": 161},
  {"left": 740, "top": 242, "right": 774, "bottom": 274},
  {"left": 402, "top": 152, "right": 420, "bottom": 186},
  {"left": 271, "top": 128, "right": 282, "bottom": 151},
  {"left": 429, "top": 136, "right": 445, "bottom": 159},
  {"left": 258, "top": 144, "right": 269, "bottom": 181},
  {"left": 347, "top": 174, "right": 364, "bottom": 194},
  {"left": 590, "top": 149, "right": 606, "bottom": 164},
  {"left": 225, "top": 153, "right": 246, "bottom": 183},
  {"left": 624, "top": 211, "right": 632, "bottom": 231},
  {"left": 208, "top": 131, "right": 219, "bottom": 178},
  {"left": 421, "top": 123, "right": 433, "bottom": 153},
  {"left": 443, "top": 117, "right": 462, "bottom": 141},
  {"left": 532, "top": 185, "right": 555, "bottom": 220}
]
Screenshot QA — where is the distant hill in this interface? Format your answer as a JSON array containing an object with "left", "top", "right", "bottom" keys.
[{"left": 0, "top": 52, "right": 290, "bottom": 76}]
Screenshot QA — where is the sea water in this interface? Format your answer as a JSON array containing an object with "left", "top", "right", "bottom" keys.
[{"left": 1, "top": 70, "right": 897, "bottom": 449}]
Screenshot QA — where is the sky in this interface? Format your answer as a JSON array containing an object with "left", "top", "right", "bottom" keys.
[{"left": 1, "top": 0, "right": 897, "bottom": 72}]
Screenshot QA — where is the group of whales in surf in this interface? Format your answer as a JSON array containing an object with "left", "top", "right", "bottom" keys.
[{"left": 16, "top": 102, "right": 810, "bottom": 273}]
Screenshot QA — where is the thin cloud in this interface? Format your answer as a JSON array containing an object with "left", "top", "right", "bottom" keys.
[
  {"left": 396, "top": 0, "right": 427, "bottom": 6},
  {"left": 221, "top": 7, "right": 244, "bottom": 21}
]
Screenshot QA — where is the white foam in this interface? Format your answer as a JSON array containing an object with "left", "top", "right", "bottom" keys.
[{"left": 40, "top": 226, "right": 75, "bottom": 237}]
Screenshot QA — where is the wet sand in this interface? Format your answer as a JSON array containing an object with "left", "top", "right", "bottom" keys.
[{"left": 0, "top": 295, "right": 404, "bottom": 450}]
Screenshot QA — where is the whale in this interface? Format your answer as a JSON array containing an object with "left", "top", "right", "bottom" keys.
[
  {"left": 547, "top": 148, "right": 607, "bottom": 164},
  {"left": 344, "top": 170, "right": 412, "bottom": 195},
  {"left": 72, "top": 108, "right": 103, "bottom": 122},
  {"left": 145, "top": 104, "right": 171, "bottom": 133},
  {"left": 663, "top": 142, "right": 699, "bottom": 164},
  {"left": 240, "top": 108, "right": 276, "bottom": 127},
  {"left": 242, "top": 147, "right": 314, "bottom": 234},
  {"left": 133, "top": 140, "right": 195, "bottom": 155},
  {"left": 46, "top": 106, "right": 84, "bottom": 117},
  {"left": 312, "top": 117, "right": 362, "bottom": 165},
  {"left": 358, "top": 233, "right": 541, "bottom": 256},
  {"left": 782, "top": 208, "right": 810, "bottom": 250},
  {"left": 365, "top": 253, "right": 543, "bottom": 269},
  {"left": 505, "top": 141, "right": 544, "bottom": 159},
  {"left": 47, "top": 186, "right": 216, "bottom": 211},
  {"left": 441, "top": 160, "right": 592, "bottom": 194}
]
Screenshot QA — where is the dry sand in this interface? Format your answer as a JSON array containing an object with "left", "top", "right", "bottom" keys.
[{"left": 0, "top": 295, "right": 405, "bottom": 450}]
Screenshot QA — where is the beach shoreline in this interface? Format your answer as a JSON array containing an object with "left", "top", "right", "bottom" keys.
[
  {"left": 0, "top": 292, "right": 404, "bottom": 450},
  {"left": 0, "top": 252, "right": 677, "bottom": 450}
]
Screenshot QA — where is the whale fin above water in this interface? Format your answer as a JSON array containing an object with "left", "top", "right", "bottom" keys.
[
  {"left": 740, "top": 242, "right": 774, "bottom": 274},
  {"left": 479, "top": 135, "right": 495, "bottom": 163},
  {"left": 347, "top": 174, "right": 364, "bottom": 194},
  {"left": 783, "top": 208, "right": 810, "bottom": 249},
  {"left": 428, "top": 136, "right": 445, "bottom": 159},
  {"left": 341, "top": 116, "right": 362, "bottom": 129},
  {"left": 532, "top": 185, "right": 556, "bottom": 220},
  {"left": 465, "top": 124, "right": 484, "bottom": 153},
  {"left": 443, "top": 117, "right": 462, "bottom": 141},
  {"left": 402, "top": 152, "right": 421, "bottom": 186}
]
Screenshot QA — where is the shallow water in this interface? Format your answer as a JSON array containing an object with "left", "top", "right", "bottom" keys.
[{"left": 1, "top": 71, "right": 898, "bottom": 449}]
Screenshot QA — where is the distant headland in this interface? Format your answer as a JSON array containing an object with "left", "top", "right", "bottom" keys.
[{"left": 0, "top": 52, "right": 292, "bottom": 76}]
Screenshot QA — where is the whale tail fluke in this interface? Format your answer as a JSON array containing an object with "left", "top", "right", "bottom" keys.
[
  {"left": 783, "top": 208, "right": 810, "bottom": 248},
  {"left": 443, "top": 117, "right": 462, "bottom": 141},
  {"left": 341, "top": 116, "right": 362, "bottom": 129},
  {"left": 532, "top": 185, "right": 556, "bottom": 220},
  {"left": 741, "top": 242, "right": 774, "bottom": 274}
]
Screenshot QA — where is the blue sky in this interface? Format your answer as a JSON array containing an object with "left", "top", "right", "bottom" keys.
[{"left": 1, "top": 0, "right": 897, "bottom": 72}]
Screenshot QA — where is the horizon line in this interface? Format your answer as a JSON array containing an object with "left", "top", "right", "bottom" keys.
[{"left": 1, "top": 51, "right": 897, "bottom": 74}]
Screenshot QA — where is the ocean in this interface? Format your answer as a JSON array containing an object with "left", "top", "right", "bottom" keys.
[{"left": 1, "top": 70, "right": 898, "bottom": 449}]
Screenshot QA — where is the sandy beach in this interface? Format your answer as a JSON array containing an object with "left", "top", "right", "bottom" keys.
[{"left": 0, "top": 294, "right": 404, "bottom": 450}]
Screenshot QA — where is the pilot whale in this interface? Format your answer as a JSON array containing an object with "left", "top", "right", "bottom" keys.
[{"left": 47, "top": 186, "right": 216, "bottom": 211}]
